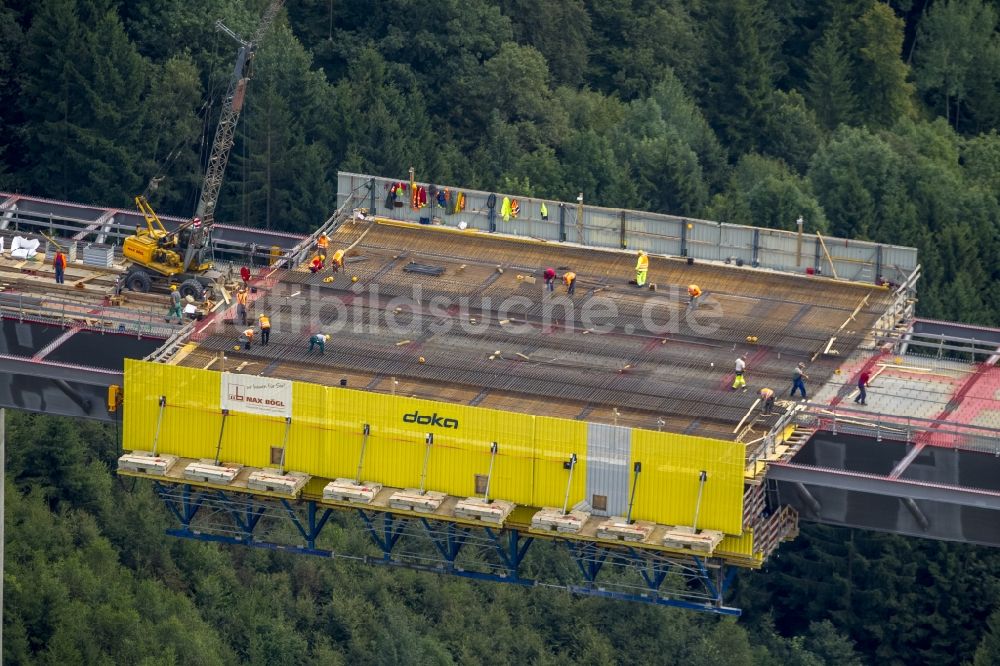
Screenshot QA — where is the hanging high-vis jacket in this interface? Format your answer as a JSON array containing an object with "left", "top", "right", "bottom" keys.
[
  {"left": 539, "top": 202, "right": 548, "bottom": 220},
  {"left": 501, "top": 197, "right": 512, "bottom": 222},
  {"left": 511, "top": 199, "right": 520, "bottom": 218}
]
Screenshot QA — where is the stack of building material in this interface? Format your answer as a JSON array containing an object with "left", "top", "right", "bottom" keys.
[
  {"left": 660, "top": 526, "right": 724, "bottom": 553},
  {"left": 596, "top": 517, "right": 655, "bottom": 542},
  {"left": 117, "top": 451, "right": 178, "bottom": 476},
  {"left": 247, "top": 469, "right": 309, "bottom": 496},
  {"left": 454, "top": 497, "right": 514, "bottom": 524},
  {"left": 531, "top": 507, "right": 590, "bottom": 534},
  {"left": 388, "top": 488, "right": 446, "bottom": 513},
  {"left": 323, "top": 478, "right": 382, "bottom": 504},
  {"left": 183, "top": 460, "right": 240, "bottom": 485}
]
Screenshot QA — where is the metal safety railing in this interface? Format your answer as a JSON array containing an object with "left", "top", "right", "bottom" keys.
[
  {"left": 743, "top": 404, "right": 801, "bottom": 466},
  {"left": 796, "top": 403, "right": 1000, "bottom": 455},
  {"left": 0, "top": 292, "right": 178, "bottom": 338},
  {"left": 284, "top": 183, "right": 371, "bottom": 270}
]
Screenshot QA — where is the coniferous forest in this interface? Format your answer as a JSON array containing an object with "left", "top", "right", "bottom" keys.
[{"left": 3, "top": 0, "right": 1000, "bottom": 663}]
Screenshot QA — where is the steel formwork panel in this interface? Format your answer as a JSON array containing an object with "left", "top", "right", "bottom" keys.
[{"left": 337, "top": 172, "right": 919, "bottom": 279}]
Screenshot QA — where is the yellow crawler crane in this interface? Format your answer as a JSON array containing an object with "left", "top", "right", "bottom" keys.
[{"left": 122, "top": 195, "right": 220, "bottom": 299}]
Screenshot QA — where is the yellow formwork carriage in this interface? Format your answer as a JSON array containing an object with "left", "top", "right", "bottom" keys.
[{"left": 123, "top": 360, "right": 746, "bottom": 534}]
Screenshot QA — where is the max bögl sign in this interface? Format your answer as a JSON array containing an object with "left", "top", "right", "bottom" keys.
[{"left": 221, "top": 373, "right": 292, "bottom": 418}]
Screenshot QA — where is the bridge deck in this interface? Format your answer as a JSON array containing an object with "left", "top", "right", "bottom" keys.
[{"left": 181, "top": 219, "right": 894, "bottom": 439}]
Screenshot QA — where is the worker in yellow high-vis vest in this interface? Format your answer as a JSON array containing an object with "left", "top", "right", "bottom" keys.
[
  {"left": 331, "top": 248, "right": 345, "bottom": 272},
  {"left": 635, "top": 250, "right": 649, "bottom": 287},
  {"left": 258, "top": 314, "right": 271, "bottom": 346}
]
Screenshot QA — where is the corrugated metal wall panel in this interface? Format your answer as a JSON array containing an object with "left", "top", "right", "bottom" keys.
[
  {"left": 585, "top": 422, "right": 631, "bottom": 516},
  {"left": 220, "top": 412, "right": 278, "bottom": 468},
  {"left": 629, "top": 430, "right": 745, "bottom": 534},
  {"left": 123, "top": 359, "right": 223, "bottom": 461},
  {"left": 286, "top": 381, "right": 338, "bottom": 477},
  {"left": 716, "top": 531, "right": 762, "bottom": 564},
  {"left": 532, "top": 417, "right": 587, "bottom": 508}
]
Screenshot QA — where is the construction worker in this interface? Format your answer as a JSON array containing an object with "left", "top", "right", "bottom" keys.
[
  {"left": 855, "top": 370, "right": 870, "bottom": 406},
  {"left": 330, "top": 248, "right": 345, "bottom": 273},
  {"left": 790, "top": 362, "right": 809, "bottom": 400},
  {"left": 732, "top": 354, "right": 747, "bottom": 390},
  {"left": 241, "top": 327, "right": 255, "bottom": 350},
  {"left": 53, "top": 249, "right": 67, "bottom": 284},
  {"left": 635, "top": 251, "right": 649, "bottom": 287},
  {"left": 316, "top": 233, "right": 329, "bottom": 255},
  {"left": 563, "top": 270, "right": 577, "bottom": 295},
  {"left": 543, "top": 267, "right": 556, "bottom": 292},
  {"left": 688, "top": 284, "right": 702, "bottom": 307},
  {"left": 165, "top": 285, "right": 183, "bottom": 323},
  {"left": 309, "top": 333, "right": 330, "bottom": 354},
  {"left": 309, "top": 254, "right": 325, "bottom": 273},
  {"left": 258, "top": 313, "right": 271, "bottom": 346},
  {"left": 759, "top": 387, "right": 775, "bottom": 415},
  {"left": 236, "top": 287, "right": 248, "bottom": 326}
]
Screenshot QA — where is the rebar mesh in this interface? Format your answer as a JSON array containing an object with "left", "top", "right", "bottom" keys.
[{"left": 188, "top": 222, "right": 894, "bottom": 439}]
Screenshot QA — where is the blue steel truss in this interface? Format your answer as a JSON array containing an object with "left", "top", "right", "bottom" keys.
[{"left": 150, "top": 482, "right": 741, "bottom": 616}]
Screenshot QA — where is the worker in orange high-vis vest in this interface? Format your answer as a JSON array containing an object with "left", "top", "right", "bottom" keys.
[
  {"left": 258, "top": 314, "right": 271, "bottom": 346},
  {"left": 330, "top": 248, "right": 345, "bottom": 272},
  {"left": 759, "top": 387, "right": 775, "bottom": 415},
  {"left": 688, "top": 284, "right": 702, "bottom": 307},
  {"left": 236, "top": 287, "right": 248, "bottom": 325},
  {"left": 240, "top": 327, "right": 255, "bottom": 350},
  {"left": 316, "top": 233, "right": 329, "bottom": 253},
  {"left": 53, "top": 250, "right": 67, "bottom": 284},
  {"left": 563, "top": 270, "right": 577, "bottom": 295},
  {"left": 635, "top": 251, "right": 649, "bottom": 287},
  {"left": 309, "top": 254, "right": 325, "bottom": 273}
]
